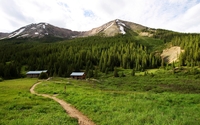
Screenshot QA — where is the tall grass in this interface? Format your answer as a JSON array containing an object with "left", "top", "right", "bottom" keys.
[
  {"left": 0, "top": 78, "right": 78, "bottom": 125},
  {"left": 35, "top": 74, "right": 200, "bottom": 125}
]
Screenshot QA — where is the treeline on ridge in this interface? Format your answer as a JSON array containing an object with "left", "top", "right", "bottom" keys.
[{"left": 0, "top": 32, "right": 200, "bottom": 79}]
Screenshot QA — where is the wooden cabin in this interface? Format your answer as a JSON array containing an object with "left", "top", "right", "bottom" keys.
[
  {"left": 70, "top": 72, "right": 85, "bottom": 79},
  {"left": 26, "top": 70, "right": 48, "bottom": 78}
]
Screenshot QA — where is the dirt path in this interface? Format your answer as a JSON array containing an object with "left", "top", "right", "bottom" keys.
[{"left": 30, "top": 81, "right": 95, "bottom": 125}]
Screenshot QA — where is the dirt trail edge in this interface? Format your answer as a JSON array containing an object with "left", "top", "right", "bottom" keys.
[{"left": 30, "top": 81, "right": 96, "bottom": 125}]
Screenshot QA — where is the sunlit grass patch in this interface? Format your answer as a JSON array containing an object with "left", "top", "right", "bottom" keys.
[
  {"left": 35, "top": 76, "right": 200, "bottom": 125},
  {"left": 0, "top": 78, "right": 78, "bottom": 125}
]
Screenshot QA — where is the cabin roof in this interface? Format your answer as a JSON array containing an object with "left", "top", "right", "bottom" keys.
[
  {"left": 70, "top": 72, "right": 85, "bottom": 76},
  {"left": 26, "top": 70, "right": 47, "bottom": 75}
]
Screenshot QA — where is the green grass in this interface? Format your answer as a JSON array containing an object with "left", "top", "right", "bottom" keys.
[
  {"left": 35, "top": 71, "right": 200, "bottom": 125},
  {"left": 134, "top": 36, "right": 166, "bottom": 52},
  {"left": 0, "top": 78, "right": 78, "bottom": 125}
]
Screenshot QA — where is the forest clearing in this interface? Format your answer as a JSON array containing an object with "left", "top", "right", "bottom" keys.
[{"left": 1, "top": 68, "right": 200, "bottom": 125}]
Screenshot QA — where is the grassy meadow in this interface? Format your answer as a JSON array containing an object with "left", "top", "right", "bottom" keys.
[
  {"left": 0, "top": 78, "right": 78, "bottom": 125},
  {"left": 0, "top": 68, "right": 200, "bottom": 125},
  {"left": 35, "top": 69, "right": 200, "bottom": 125}
]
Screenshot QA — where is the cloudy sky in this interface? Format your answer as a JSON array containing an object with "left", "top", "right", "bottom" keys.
[{"left": 0, "top": 0, "right": 200, "bottom": 33}]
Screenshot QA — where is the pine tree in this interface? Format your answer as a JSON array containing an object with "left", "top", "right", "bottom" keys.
[
  {"left": 0, "top": 77, "right": 3, "bottom": 82},
  {"left": 120, "top": 72, "right": 125, "bottom": 77},
  {"left": 105, "top": 68, "right": 108, "bottom": 75},
  {"left": 161, "top": 58, "right": 165, "bottom": 68},
  {"left": 39, "top": 72, "right": 48, "bottom": 79},
  {"left": 131, "top": 68, "right": 135, "bottom": 76},
  {"left": 58, "top": 67, "right": 62, "bottom": 77},
  {"left": 114, "top": 67, "right": 119, "bottom": 77},
  {"left": 87, "top": 70, "right": 94, "bottom": 78},
  {"left": 94, "top": 67, "right": 98, "bottom": 79}
]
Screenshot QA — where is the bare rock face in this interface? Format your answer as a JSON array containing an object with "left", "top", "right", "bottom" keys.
[
  {"left": 81, "top": 19, "right": 147, "bottom": 37},
  {"left": 161, "top": 46, "right": 184, "bottom": 63},
  {"left": 0, "top": 19, "right": 153, "bottom": 40},
  {"left": 0, "top": 23, "right": 81, "bottom": 39},
  {"left": 0, "top": 32, "right": 9, "bottom": 39}
]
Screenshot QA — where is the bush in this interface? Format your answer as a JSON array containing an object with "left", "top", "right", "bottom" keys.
[
  {"left": 39, "top": 72, "right": 48, "bottom": 79},
  {"left": 120, "top": 72, "right": 126, "bottom": 77},
  {"left": 189, "top": 68, "right": 199, "bottom": 75},
  {"left": 194, "top": 74, "right": 200, "bottom": 79},
  {"left": 131, "top": 69, "right": 135, "bottom": 76},
  {"left": 149, "top": 73, "right": 155, "bottom": 77},
  {"left": 114, "top": 68, "right": 119, "bottom": 77},
  {"left": 0, "top": 77, "right": 3, "bottom": 82}
]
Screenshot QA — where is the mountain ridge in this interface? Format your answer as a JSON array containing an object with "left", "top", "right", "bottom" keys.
[
  {"left": 81, "top": 19, "right": 149, "bottom": 37},
  {"left": 0, "top": 22, "right": 80, "bottom": 40},
  {"left": 0, "top": 19, "right": 160, "bottom": 40}
]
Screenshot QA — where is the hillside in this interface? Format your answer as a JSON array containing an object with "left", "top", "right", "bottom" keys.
[
  {"left": 0, "top": 32, "right": 9, "bottom": 38},
  {"left": 161, "top": 46, "right": 183, "bottom": 63},
  {"left": 0, "top": 19, "right": 200, "bottom": 79},
  {"left": 0, "top": 19, "right": 157, "bottom": 39},
  {"left": 0, "top": 23, "right": 80, "bottom": 39},
  {"left": 82, "top": 19, "right": 148, "bottom": 36}
]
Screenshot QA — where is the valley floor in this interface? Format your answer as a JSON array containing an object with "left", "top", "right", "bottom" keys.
[
  {"left": 35, "top": 75, "right": 200, "bottom": 125},
  {"left": 0, "top": 72, "right": 200, "bottom": 125},
  {"left": 30, "top": 81, "right": 95, "bottom": 125}
]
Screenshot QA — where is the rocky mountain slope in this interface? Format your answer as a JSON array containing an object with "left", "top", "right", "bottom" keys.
[
  {"left": 0, "top": 19, "right": 157, "bottom": 39},
  {"left": 0, "top": 32, "right": 9, "bottom": 38},
  {"left": 0, "top": 23, "right": 80, "bottom": 39},
  {"left": 82, "top": 19, "right": 149, "bottom": 36},
  {"left": 161, "top": 46, "right": 183, "bottom": 63}
]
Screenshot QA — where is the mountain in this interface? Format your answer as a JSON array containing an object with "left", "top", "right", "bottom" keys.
[
  {"left": 0, "top": 23, "right": 80, "bottom": 39},
  {"left": 0, "top": 19, "right": 158, "bottom": 40},
  {"left": 1, "top": 19, "right": 200, "bottom": 80},
  {"left": 0, "top": 32, "right": 9, "bottom": 39},
  {"left": 82, "top": 19, "right": 150, "bottom": 36}
]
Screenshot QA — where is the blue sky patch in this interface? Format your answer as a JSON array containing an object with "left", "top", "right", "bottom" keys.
[{"left": 83, "top": 10, "right": 95, "bottom": 17}]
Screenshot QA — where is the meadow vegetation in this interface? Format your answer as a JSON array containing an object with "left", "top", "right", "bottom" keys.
[
  {"left": 0, "top": 24, "right": 200, "bottom": 125},
  {"left": 0, "top": 78, "right": 78, "bottom": 125},
  {"left": 0, "top": 31, "right": 200, "bottom": 79},
  {"left": 35, "top": 69, "right": 200, "bottom": 125}
]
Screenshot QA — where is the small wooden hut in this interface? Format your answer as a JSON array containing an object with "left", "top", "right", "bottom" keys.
[
  {"left": 70, "top": 72, "right": 85, "bottom": 79},
  {"left": 26, "top": 70, "right": 48, "bottom": 78}
]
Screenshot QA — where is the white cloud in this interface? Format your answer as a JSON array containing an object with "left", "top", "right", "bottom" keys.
[{"left": 0, "top": 0, "right": 200, "bottom": 33}]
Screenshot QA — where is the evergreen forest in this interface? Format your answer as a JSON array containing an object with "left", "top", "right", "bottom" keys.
[{"left": 0, "top": 30, "right": 200, "bottom": 79}]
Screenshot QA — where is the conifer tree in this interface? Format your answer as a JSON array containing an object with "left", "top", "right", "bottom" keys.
[
  {"left": 131, "top": 68, "right": 135, "bottom": 76},
  {"left": 39, "top": 72, "right": 48, "bottom": 79},
  {"left": 94, "top": 67, "right": 98, "bottom": 79},
  {"left": 114, "top": 67, "right": 119, "bottom": 77}
]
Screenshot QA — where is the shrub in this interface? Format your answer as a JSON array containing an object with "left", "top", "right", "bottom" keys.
[
  {"left": 144, "top": 71, "right": 148, "bottom": 76},
  {"left": 0, "top": 77, "right": 3, "bottom": 82},
  {"left": 189, "top": 68, "right": 199, "bottom": 75},
  {"left": 131, "top": 68, "right": 135, "bottom": 76},
  {"left": 120, "top": 72, "right": 126, "bottom": 77},
  {"left": 114, "top": 68, "right": 119, "bottom": 77},
  {"left": 39, "top": 72, "right": 48, "bottom": 79},
  {"left": 149, "top": 73, "right": 155, "bottom": 77},
  {"left": 194, "top": 74, "right": 200, "bottom": 79}
]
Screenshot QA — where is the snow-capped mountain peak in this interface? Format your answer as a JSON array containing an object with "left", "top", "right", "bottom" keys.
[
  {"left": 8, "top": 28, "right": 25, "bottom": 38},
  {"left": 82, "top": 19, "right": 146, "bottom": 37},
  {"left": 116, "top": 19, "right": 126, "bottom": 34},
  {"left": 0, "top": 22, "right": 80, "bottom": 39},
  {"left": 0, "top": 19, "right": 150, "bottom": 40}
]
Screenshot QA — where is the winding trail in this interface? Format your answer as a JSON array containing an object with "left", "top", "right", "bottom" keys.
[{"left": 30, "top": 81, "right": 95, "bottom": 125}]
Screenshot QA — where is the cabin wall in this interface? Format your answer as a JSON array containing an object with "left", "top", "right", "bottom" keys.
[{"left": 27, "top": 74, "right": 40, "bottom": 78}]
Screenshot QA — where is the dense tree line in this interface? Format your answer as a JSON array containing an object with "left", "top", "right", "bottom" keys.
[
  {"left": 0, "top": 31, "right": 200, "bottom": 79},
  {"left": 151, "top": 30, "right": 200, "bottom": 67},
  {"left": 171, "top": 34, "right": 200, "bottom": 67},
  {"left": 0, "top": 34, "right": 162, "bottom": 79},
  {"left": 0, "top": 62, "right": 21, "bottom": 79}
]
